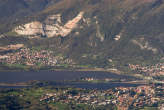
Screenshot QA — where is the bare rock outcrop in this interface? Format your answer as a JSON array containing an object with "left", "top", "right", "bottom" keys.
[
  {"left": 15, "top": 21, "right": 44, "bottom": 36},
  {"left": 14, "top": 12, "right": 84, "bottom": 38}
]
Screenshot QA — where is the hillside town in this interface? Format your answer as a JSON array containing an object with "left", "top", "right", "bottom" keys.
[
  {"left": 0, "top": 47, "right": 72, "bottom": 67},
  {"left": 39, "top": 84, "right": 164, "bottom": 110},
  {"left": 129, "top": 63, "right": 164, "bottom": 76}
]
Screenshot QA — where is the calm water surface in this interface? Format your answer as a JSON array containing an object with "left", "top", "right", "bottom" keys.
[
  {"left": 0, "top": 71, "right": 136, "bottom": 83},
  {"left": 0, "top": 71, "right": 142, "bottom": 89}
]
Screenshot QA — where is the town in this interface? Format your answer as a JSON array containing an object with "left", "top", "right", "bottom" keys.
[
  {"left": 39, "top": 84, "right": 164, "bottom": 110},
  {"left": 0, "top": 47, "right": 73, "bottom": 67},
  {"left": 129, "top": 63, "right": 164, "bottom": 76}
]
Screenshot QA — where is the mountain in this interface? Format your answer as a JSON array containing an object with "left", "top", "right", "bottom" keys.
[{"left": 0, "top": 0, "right": 164, "bottom": 75}]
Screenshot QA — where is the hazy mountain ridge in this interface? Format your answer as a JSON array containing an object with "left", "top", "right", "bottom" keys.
[{"left": 0, "top": 0, "right": 164, "bottom": 75}]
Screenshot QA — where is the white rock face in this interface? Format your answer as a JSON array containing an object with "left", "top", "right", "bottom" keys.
[
  {"left": 95, "top": 20, "right": 104, "bottom": 42},
  {"left": 14, "top": 12, "right": 84, "bottom": 38},
  {"left": 15, "top": 21, "right": 44, "bottom": 36},
  {"left": 114, "top": 35, "right": 121, "bottom": 41},
  {"left": 0, "top": 34, "right": 5, "bottom": 38},
  {"left": 96, "top": 26, "right": 104, "bottom": 42},
  {"left": 132, "top": 39, "right": 158, "bottom": 54}
]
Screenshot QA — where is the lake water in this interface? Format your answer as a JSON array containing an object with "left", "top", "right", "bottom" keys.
[
  {"left": 0, "top": 71, "right": 136, "bottom": 83},
  {"left": 0, "top": 71, "right": 143, "bottom": 89}
]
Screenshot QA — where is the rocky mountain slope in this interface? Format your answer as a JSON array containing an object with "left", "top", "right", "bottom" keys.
[
  {"left": 0, "top": 0, "right": 164, "bottom": 75},
  {"left": 14, "top": 11, "right": 84, "bottom": 38}
]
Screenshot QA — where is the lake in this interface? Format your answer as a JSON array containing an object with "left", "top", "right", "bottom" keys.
[
  {"left": 0, "top": 71, "right": 136, "bottom": 83},
  {"left": 0, "top": 71, "right": 143, "bottom": 89}
]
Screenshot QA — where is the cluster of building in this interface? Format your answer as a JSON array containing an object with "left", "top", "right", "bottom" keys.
[
  {"left": 0, "top": 47, "right": 72, "bottom": 66},
  {"left": 82, "top": 77, "right": 119, "bottom": 82},
  {"left": 39, "top": 84, "right": 163, "bottom": 110},
  {"left": 129, "top": 63, "right": 164, "bottom": 76}
]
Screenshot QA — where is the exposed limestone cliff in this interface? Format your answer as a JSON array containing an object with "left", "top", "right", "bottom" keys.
[
  {"left": 14, "top": 12, "right": 84, "bottom": 38},
  {"left": 15, "top": 21, "right": 44, "bottom": 36}
]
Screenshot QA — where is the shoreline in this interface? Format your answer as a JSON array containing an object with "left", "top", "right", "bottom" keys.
[
  {"left": 0, "top": 80, "right": 148, "bottom": 87},
  {"left": 0, "top": 68, "right": 122, "bottom": 74}
]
